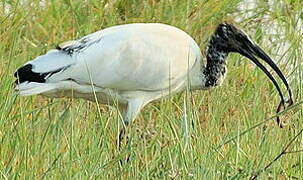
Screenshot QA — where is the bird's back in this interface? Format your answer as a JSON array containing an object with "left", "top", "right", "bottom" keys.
[
  {"left": 15, "top": 23, "right": 203, "bottom": 97},
  {"left": 65, "top": 23, "right": 202, "bottom": 91}
]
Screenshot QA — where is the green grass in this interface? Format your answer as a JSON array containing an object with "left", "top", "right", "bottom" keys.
[{"left": 1, "top": 0, "right": 303, "bottom": 179}]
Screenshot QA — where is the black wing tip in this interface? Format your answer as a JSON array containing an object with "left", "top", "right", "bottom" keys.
[
  {"left": 55, "top": 44, "right": 62, "bottom": 50},
  {"left": 14, "top": 64, "right": 32, "bottom": 78},
  {"left": 14, "top": 64, "right": 46, "bottom": 84},
  {"left": 14, "top": 64, "right": 71, "bottom": 85}
]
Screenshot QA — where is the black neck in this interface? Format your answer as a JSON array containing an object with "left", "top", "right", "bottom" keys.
[{"left": 203, "top": 34, "right": 229, "bottom": 87}]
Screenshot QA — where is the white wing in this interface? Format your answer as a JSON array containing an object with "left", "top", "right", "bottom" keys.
[{"left": 16, "top": 23, "right": 202, "bottom": 94}]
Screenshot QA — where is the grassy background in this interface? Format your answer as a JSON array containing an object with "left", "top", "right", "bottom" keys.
[{"left": 0, "top": 0, "right": 303, "bottom": 179}]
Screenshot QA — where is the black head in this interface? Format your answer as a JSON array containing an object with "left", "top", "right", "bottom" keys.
[
  {"left": 211, "top": 23, "right": 253, "bottom": 53},
  {"left": 210, "top": 23, "right": 293, "bottom": 127}
]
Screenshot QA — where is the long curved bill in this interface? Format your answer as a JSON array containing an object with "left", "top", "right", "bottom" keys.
[{"left": 238, "top": 38, "right": 293, "bottom": 127}]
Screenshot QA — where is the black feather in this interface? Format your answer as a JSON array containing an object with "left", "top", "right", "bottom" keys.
[
  {"left": 14, "top": 64, "right": 46, "bottom": 84},
  {"left": 14, "top": 64, "right": 66, "bottom": 84}
]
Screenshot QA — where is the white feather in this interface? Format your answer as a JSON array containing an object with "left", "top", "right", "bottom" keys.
[{"left": 16, "top": 23, "right": 206, "bottom": 124}]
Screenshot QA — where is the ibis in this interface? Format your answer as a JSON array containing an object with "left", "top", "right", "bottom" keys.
[{"left": 15, "top": 23, "right": 293, "bottom": 135}]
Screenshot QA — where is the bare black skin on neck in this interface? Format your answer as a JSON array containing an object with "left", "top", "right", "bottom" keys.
[
  {"left": 202, "top": 23, "right": 293, "bottom": 127},
  {"left": 203, "top": 27, "right": 229, "bottom": 87}
]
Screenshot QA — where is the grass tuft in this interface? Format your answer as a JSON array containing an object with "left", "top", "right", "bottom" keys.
[{"left": 0, "top": 0, "right": 302, "bottom": 179}]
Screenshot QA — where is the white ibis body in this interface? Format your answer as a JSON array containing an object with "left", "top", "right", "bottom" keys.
[{"left": 15, "top": 23, "right": 292, "bottom": 128}]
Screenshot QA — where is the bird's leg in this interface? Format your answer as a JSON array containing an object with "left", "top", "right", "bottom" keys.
[
  {"left": 118, "top": 98, "right": 146, "bottom": 148},
  {"left": 118, "top": 119, "right": 128, "bottom": 149},
  {"left": 116, "top": 104, "right": 127, "bottom": 149},
  {"left": 117, "top": 98, "right": 146, "bottom": 165}
]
